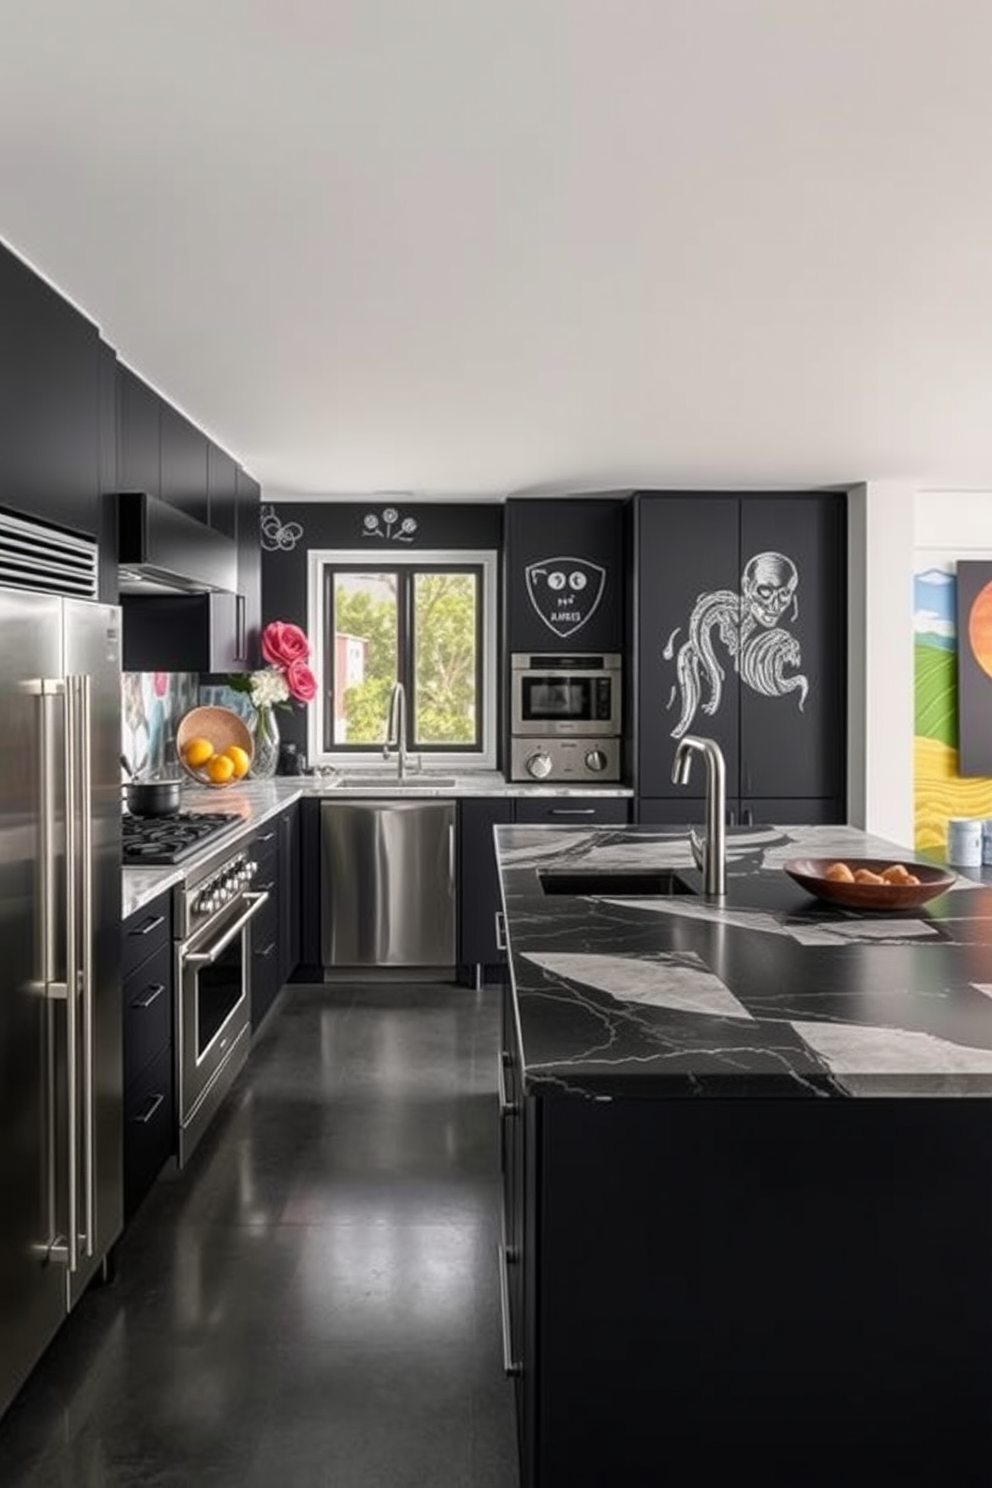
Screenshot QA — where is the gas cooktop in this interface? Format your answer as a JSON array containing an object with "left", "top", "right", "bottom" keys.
[{"left": 122, "top": 811, "right": 238, "bottom": 866}]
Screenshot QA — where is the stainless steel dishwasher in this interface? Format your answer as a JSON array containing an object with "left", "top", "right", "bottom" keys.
[{"left": 320, "top": 799, "right": 456, "bottom": 969}]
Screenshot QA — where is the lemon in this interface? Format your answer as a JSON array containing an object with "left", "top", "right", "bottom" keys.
[
  {"left": 223, "top": 744, "right": 250, "bottom": 779},
  {"left": 183, "top": 737, "right": 215, "bottom": 768},
  {"left": 205, "top": 753, "right": 236, "bottom": 784}
]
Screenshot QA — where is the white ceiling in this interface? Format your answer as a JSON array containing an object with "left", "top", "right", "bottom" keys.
[{"left": 2, "top": 0, "right": 992, "bottom": 500}]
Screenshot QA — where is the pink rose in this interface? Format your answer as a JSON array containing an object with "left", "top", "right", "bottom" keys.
[
  {"left": 285, "top": 658, "right": 317, "bottom": 703},
  {"left": 261, "top": 621, "right": 310, "bottom": 668}
]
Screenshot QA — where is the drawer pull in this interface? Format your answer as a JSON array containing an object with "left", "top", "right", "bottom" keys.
[
  {"left": 130, "top": 982, "right": 165, "bottom": 1010},
  {"left": 129, "top": 913, "right": 165, "bottom": 938},
  {"left": 131, "top": 1092, "right": 164, "bottom": 1126},
  {"left": 497, "top": 1051, "right": 519, "bottom": 1118},
  {"left": 257, "top": 940, "right": 278, "bottom": 959},
  {"left": 548, "top": 808, "right": 596, "bottom": 816},
  {"left": 497, "top": 1244, "right": 522, "bottom": 1377},
  {"left": 494, "top": 910, "right": 506, "bottom": 951},
  {"left": 256, "top": 830, "right": 276, "bottom": 843}
]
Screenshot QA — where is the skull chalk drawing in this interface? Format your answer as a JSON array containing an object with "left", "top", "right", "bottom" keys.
[{"left": 662, "top": 551, "right": 809, "bottom": 738}]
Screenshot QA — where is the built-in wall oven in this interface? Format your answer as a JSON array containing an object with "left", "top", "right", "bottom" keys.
[
  {"left": 510, "top": 652, "right": 622, "bottom": 781},
  {"left": 175, "top": 844, "right": 268, "bottom": 1167}
]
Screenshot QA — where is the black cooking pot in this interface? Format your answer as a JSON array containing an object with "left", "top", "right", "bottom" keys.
[{"left": 124, "top": 779, "right": 182, "bottom": 817}]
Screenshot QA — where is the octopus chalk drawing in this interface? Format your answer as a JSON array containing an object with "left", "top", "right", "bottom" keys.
[{"left": 662, "top": 552, "right": 810, "bottom": 739}]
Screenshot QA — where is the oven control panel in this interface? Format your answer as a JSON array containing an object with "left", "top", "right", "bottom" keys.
[
  {"left": 510, "top": 736, "right": 621, "bottom": 782},
  {"left": 189, "top": 852, "right": 258, "bottom": 921}
]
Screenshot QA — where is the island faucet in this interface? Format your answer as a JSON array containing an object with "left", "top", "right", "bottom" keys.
[
  {"left": 383, "top": 681, "right": 408, "bottom": 779},
  {"left": 671, "top": 735, "right": 727, "bottom": 897}
]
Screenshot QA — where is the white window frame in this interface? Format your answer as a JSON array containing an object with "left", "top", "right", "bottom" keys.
[{"left": 307, "top": 547, "right": 498, "bottom": 769}]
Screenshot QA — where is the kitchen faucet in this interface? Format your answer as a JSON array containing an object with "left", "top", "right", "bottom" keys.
[
  {"left": 671, "top": 735, "right": 726, "bottom": 897},
  {"left": 383, "top": 681, "right": 408, "bottom": 779}
]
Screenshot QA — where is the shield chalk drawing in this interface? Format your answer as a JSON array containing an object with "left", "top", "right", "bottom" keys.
[{"left": 524, "top": 557, "right": 606, "bottom": 640}]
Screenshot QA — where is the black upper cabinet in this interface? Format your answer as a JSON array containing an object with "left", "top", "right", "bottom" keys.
[
  {"left": 634, "top": 491, "right": 846, "bottom": 817},
  {"left": 207, "top": 443, "right": 238, "bottom": 540},
  {"left": 505, "top": 497, "right": 625, "bottom": 653},
  {"left": 160, "top": 403, "right": 208, "bottom": 524},
  {"left": 118, "top": 366, "right": 161, "bottom": 498},
  {"left": 97, "top": 340, "right": 119, "bottom": 603},
  {"left": 0, "top": 241, "right": 101, "bottom": 538},
  {"left": 236, "top": 467, "right": 262, "bottom": 668}
]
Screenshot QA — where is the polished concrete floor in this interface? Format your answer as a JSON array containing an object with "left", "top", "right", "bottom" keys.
[{"left": 0, "top": 982, "right": 519, "bottom": 1488}]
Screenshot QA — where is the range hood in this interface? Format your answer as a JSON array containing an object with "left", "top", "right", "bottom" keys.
[{"left": 117, "top": 491, "right": 237, "bottom": 594}]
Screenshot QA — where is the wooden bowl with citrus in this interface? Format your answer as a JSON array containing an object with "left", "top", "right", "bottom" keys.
[{"left": 176, "top": 706, "right": 254, "bottom": 788}]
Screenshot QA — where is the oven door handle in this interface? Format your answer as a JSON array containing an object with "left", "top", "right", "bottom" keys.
[{"left": 184, "top": 891, "right": 270, "bottom": 967}]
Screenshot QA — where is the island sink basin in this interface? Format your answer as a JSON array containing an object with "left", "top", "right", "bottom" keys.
[{"left": 538, "top": 868, "right": 699, "bottom": 897}]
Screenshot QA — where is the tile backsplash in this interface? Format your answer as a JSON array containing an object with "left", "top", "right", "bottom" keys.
[{"left": 122, "top": 672, "right": 198, "bottom": 779}]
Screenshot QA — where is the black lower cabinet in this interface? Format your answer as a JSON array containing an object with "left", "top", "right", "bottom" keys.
[
  {"left": 457, "top": 799, "right": 513, "bottom": 984},
  {"left": 278, "top": 801, "right": 301, "bottom": 985},
  {"left": 250, "top": 823, "right": 282, "bottom": 1028},
  {"left": 121, "top": 889, "right": 175, "bottom": 1221}
]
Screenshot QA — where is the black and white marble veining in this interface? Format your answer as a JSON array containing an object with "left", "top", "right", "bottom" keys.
[{"left": 495, "top": 822, "right": 992, "bottom": 1098}]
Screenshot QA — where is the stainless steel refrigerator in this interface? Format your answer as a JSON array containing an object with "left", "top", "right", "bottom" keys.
[{"left": 0, "top": 585, "right": 123, "bottom": 1420}]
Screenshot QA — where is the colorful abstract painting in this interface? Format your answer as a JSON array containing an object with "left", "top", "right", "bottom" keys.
[{"left": 914, "top": 566, "right": 992, "bottom": 848}]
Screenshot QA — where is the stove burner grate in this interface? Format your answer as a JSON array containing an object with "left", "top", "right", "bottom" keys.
[{"left": 122, "top": 811, "right": 237, "bottom": 865}]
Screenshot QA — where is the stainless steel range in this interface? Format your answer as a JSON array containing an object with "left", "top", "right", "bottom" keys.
[
  {"left": 174, "top": 837, "right": 268, "bottom": 1166},
  {"left": 122, "top": 811, "right": 238, "bottom": 866}
]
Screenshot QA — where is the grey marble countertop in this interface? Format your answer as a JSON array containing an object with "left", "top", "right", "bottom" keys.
[
  {"left": 121, "top": 771, "right": 634, "bottom": 918},
  {"left": 495, "top": 821, "right": 992, "bottom": 1099}
]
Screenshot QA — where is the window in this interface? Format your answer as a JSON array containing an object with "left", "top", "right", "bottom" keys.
[{"left": 308, "top": 548, "right": 498, "bottom": 768}]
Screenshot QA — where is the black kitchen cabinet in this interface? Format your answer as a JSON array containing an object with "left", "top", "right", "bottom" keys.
[
  {"left": 236, "top": 467, "right": 262, "bottom": 669},
  {"left": 160, "top": 401, "right": 208, "bottom": 524},
  {"left": 634, "top": 491, "right": 846, "bottom": 824},
  {"left": 505, "top": 497, "right": 626, "bottom": 653},
  {"left": 121, "top": 890, "right": 175, "bottom": 1221},
  {"left": 297, "top": 798, "right": 323, "bottom": 974},
  {"left": 457, "top": 798, "right": 514, "bottom": 982},
  {"left": 250, "top": 822, "right": 282, "bottom": 1029},
  {"left": 278, "top": 802, "right": 301, "bottom": 986},
  {"left": 97, "top": 339, "right": 119, "bottom": 603},
  {"left": 117, "top": 365, "right": 161, "bottom": 499},
  {"left": 207, "top": 441, "right": 238, "bottom": 540},
  {"left": 122, "top": 590, "right": 241, "bottom": 673},
  {"left": 513, "top": 796, "right": 629, "bottom": 826},
  {"left": 0, "top": 241, "right": 102, "bottom": 539}
]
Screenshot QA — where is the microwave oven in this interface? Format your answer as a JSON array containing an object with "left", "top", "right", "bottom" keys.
[{"left": 511, "top": 653, "right": 622, "bottom": 737}]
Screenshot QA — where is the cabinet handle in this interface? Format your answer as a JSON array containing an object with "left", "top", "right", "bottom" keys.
[
  {"left": 129, "top": 913, "right": 165, "bottom": 938},
  {"left": 236, "top": 593, "right": 246, "bottom": 662},
  {"left": 497, "top": 1244, "right": 522, "bottom": 1377},
  {"left": 131, "top": 1092, "right": 164, "bottom": 1126},
  {"left": 256, "top": 831, "right": 276, "bottom": 844},
  {"left": 494, "top": 910, "right": 506, "bottom": 951},
  {"left": 743, "top": 806, "right": 754, "bottom": 827},
  {"left": 497, "top": 1051, "right": 519, "bottom": 1118},
  {"left": 548, "top": 808, "right": 596, "bottom": 816},
  {"left": 257, "top": 940, "right": 277, "bottom": 959},
  {"left": 131, "top": 982, "right": 165, "bottom": 1010}
]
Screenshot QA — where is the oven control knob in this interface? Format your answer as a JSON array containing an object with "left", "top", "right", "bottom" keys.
[
  {"left": 585, "top": 749, "right": 608, "bottom": 773},
  {"left": 526, "top": 750, "right": 553, "bottom": 780}
]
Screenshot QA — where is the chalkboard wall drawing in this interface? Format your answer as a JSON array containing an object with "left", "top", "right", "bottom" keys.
[
  {"left": 362, "top": 506, "right": 417, "bottom": 543},
  {"left": 954, "top": 559, "right": 992, "bottom": 776},
  {"left": 261, "top": 504, "right": 304, "bottom": 552},
  {"left": 663, "top": 550, "right": 810, "bottom": 739},
  {"left": 525, "top": 555, "right": 605, "bottom": 640}
]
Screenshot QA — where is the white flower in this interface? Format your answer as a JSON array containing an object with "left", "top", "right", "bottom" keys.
[{"left": 249, "top": 666, "right": 290, "bottom": 708}]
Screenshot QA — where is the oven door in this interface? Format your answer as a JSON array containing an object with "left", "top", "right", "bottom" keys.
[
  {"left": 179, "top": 889, "right": 269, "bottom": 1125},
  {"left": 512, "top": 670, "right": 618, "bottom": 735}
]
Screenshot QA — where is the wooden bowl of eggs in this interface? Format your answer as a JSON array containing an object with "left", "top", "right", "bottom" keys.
[{"left": 783, "top": 857, "right": 958, "bottom": 911}]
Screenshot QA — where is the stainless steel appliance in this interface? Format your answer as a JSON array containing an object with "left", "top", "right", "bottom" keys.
[
  {"left": 175, "top": 842, "right": 268, "bottom": 1167},
  {"left": 0, "top": 519, "right": 123, "bottom": 1422},
  {"left": 320, "top": 800, "right": 456, "bottom": 969},
  {"left": 122, "top": 811, "right": 238, "bottom": 866},
  {"left": 510, "top": 652, "right": 622, "bottom": 781}
]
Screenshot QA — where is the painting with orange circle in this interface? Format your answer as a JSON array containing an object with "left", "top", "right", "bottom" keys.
[{"left": 957, "top": 562, "right": 992, "bottom": 775}]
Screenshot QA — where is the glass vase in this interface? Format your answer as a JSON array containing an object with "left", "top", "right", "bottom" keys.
[{"left": 250, "top": 704, "right": 281, "bottom": 779}]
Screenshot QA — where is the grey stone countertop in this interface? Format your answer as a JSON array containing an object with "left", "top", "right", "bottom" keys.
[
  {"left": 122, "top": 771, "right": 634, "bottom": 918},
  {"left": 495, "top": 821, "right": 992, "bottom": 1099}
]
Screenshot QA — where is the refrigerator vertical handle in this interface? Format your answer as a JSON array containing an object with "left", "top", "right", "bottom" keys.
[
  {"left": 63, "top": 677, "right": 80, "bottom": 1275},
  {"left": 35, "top": 679, "right": 64, "bottom": 1262},
  {"left": 448, "top": 820, "right": 456, "bottom": 893},
  {"left": 73, "top": 676, "right": 95, "bottom": 1259}
]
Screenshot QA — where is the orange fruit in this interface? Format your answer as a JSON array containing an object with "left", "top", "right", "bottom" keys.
[
  {"left": 183, "top": 737, "right": 215, "bottom": 768},
  {"left": 223, "top": 744, "right": 250, "bottom": 779},
  {"left": 205, "top": 753, "right": 235, "bottom": 784}
]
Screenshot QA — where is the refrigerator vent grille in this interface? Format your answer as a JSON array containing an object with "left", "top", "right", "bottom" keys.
[{"left": 0, "top": 511, "right": 98, "bottom": 598}]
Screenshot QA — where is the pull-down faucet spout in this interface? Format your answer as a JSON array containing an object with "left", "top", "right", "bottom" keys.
[
  {"left": 671, "top": 735, "right": 726, "bottom": 897},
  {"left": 383, "top": 682, "right": 408, "bottom": 780}
]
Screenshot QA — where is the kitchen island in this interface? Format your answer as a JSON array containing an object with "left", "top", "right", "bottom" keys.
[{"left": 495, "top": 822, "right": 992, "bottom": 1488}]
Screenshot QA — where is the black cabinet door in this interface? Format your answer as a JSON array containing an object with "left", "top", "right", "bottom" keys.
[
  {"left": 635, "top": 495, "right": 741, "bottom": 799},
  {"left": 513, "top": 795, "right": 629, "bottom": 826},
  {"left": 0, "top": 242, "right": 101, "bottom": 538},
  {"left": 505, "top": 498, "right": 625, "bottom": 653},
  {"left": 738, "top": 496, "right": 846, "bottom": 804},
  {"left": 278, "top": 803, "right": 301, "bottom": 985},
  {"left": 121, "top": 591, "right": 240, "bottom": 673},
  {"left": 117, "top": 365, "right": 161, "bottom": 497},
  {"left": 635, "top": 796, "right": 744, "bottom": 827},
  {"left": 457, "top": 798, "right": 513, "bottom": 974},
  {"left": 160, "top": 402, "right": 208, "bottom": 523},
  {"left": 236, "top": 468, "right": 262, "bottom": 670},
  {"left": 207, "top": 441, "right": 238, "bottom": 539}
]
